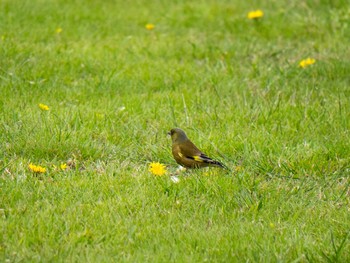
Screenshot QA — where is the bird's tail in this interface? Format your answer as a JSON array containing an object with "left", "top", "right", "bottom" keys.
[
  {"left": 197, "top": 154, "right": 229, "bottom": 169},
  {"left": 212, "top": 160, "right": 229, "bottom": 169}
]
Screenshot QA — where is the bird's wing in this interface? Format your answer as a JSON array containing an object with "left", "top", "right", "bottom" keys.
[
  {"left": 193, "top": 153, "right": 226, "bottom": 168},
  {"left": 177, "top": 140, "right": 226, "bottom": 169},
  {"left": 179, "top": 142, "right": 216, "bottom": 163},
  {"left": 178, "top": 140, "right": 202, "bottom": 158},
  {"left": 192, "top": 153, "right": 214, "bottom": 163}
]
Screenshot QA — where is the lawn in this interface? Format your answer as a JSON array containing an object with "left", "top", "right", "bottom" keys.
[{"left": 1, "top": 0, "right": 350, "bottom": 262}]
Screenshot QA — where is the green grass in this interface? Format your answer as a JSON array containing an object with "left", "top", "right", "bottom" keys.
[{"left": 1, "top": 0, "right": 350, "bottom": 262}]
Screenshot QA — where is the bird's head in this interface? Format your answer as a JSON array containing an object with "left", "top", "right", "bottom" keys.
[{"left": 168, "top": 128, "right": 188, "bottom": 143}]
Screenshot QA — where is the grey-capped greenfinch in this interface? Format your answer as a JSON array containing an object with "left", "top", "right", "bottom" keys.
[{"left": 168, "top": 128, "right": 226, "bottom": 169}]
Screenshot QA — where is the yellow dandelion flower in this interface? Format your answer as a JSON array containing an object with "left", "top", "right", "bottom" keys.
[
  {"left": 299, "top": 58, "right": 316, "bottom": 68},
  {"left": 38, "top": 103, "right": 49, "bottom": 111},
  {"left": 145, "top": 23, "right": 155, "bottom": 30},
  {"left": 56, "top": 27, "right": 63, "bottom": 34},
  {"left": 149, "top": 162, "right": 167, "bottom": 176},
  {"left": 28, "top": 163, "right": 46, "bottom": 173},
  {"left": 235, "top": 165, "right": 243, "bottom": 172},
  {"left": 60, "top": 163, "right": 67, "bottom": 170},
  {"left": 247, "top": 10, "right": 264, "bottom": 19},
  {"left": 203, "top": 171, "right": 210, "bottom": 176}
]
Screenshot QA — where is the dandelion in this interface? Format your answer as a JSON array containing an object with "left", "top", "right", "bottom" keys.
[
  {"left": 56, "top": 27, "right": 63, "bottom": 34},
  {"left": 247, "top": 10, "right": 264, "bottom": 19},
  {"left": 60, "top": 163, "right": 67, "bottom": 170},
  {"left": 235, "top": 165, "right": 243, "bottom": 172},
  {"left": 145, "top": 23, "right": 155, "bottom": 30},
  {"left": 149, "top": 162, "right": 167, "bottom": 176},
  {"left": 299, "top": 58, "right": 316, "bottom": 68},
  {"left": 38, "top": 103, "right": 49, "bottom": 111},
  {"left": 28, "top": 163, "right": 46, "bottom": 173}
]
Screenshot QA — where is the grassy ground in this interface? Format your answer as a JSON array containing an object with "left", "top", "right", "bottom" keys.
[{"left": 1, "top": 0, "right": 350, "bottom": 262}]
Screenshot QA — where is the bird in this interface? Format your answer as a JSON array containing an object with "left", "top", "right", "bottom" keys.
[{"left": 168, "top": 128, "right": 226, "bottom": 169}]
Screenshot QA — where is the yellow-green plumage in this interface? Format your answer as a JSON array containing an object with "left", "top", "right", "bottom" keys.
[{"left": 168, "top": 128, "right": 226, "bottom": 169}]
